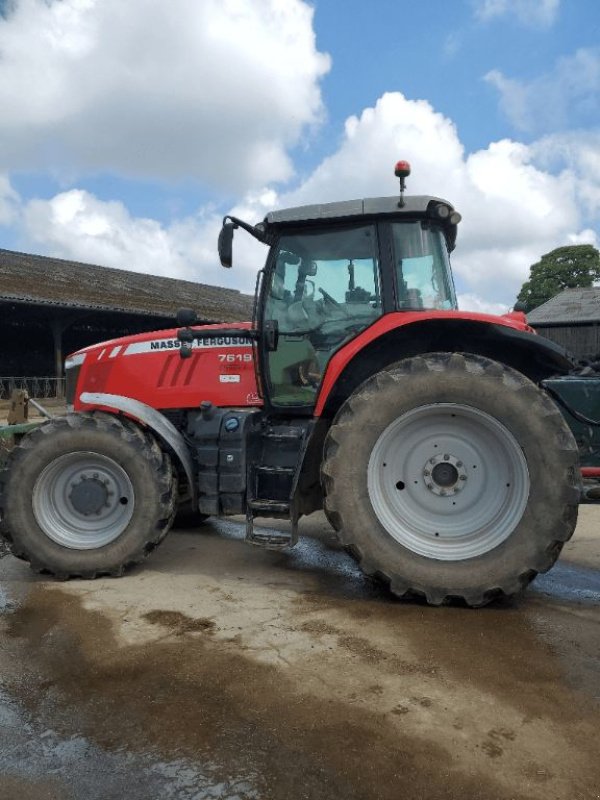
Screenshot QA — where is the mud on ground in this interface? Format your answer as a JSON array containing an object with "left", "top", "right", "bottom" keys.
[{"left": 0, "top": 509, "right": 599, "bottom": 800}]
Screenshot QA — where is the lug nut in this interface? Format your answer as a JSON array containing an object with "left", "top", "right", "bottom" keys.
[
  {"left": 459, "top": 475, "right": 467, "bottom": 481},
  {"left": 443, "top": 454, "right": 450, "bottom": 461},
  {"left": 456, "top": 461, "right": 463, "bottom": 468},
  {"left": 423, "top": 469, "right": 431, "bottom": 477}
]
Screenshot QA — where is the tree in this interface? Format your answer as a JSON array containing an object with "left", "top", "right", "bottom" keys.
[{"left": 516, "top": 244, "right": 600, "bottom": 312}]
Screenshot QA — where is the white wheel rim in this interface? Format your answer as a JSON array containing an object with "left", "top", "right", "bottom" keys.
[
  {"left": 32, "top": 452, "right": 135, "bottom": 549},
  {"left": 367, "top": 403, "right": 530, "bottom": 561}
]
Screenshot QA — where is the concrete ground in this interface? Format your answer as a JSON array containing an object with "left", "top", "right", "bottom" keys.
[{"left": 0, "top": 508, "right": 599, "bottom": 800}]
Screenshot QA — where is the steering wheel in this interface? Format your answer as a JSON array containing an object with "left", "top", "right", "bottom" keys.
[
  {"left": 319, "top": 287, "right": 351, "bottom": 317},
  {"left": 319, "top": 286, "right": 346, "bottom": 311}
]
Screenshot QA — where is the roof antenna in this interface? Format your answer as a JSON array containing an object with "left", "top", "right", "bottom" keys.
[{"left": 394, "top": 160, "right": 411, "bottom": 208}]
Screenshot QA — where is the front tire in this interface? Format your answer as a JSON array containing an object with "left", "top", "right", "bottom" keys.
[
  {"left": 0, "top": 413, "right": 177, "bottom": 578},
  {"left": 322, "top": 353, "right": 580, "bottom": 606}
]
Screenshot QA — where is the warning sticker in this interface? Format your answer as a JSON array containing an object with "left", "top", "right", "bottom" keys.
[{"left": 219, "top": 375, "right": 241, "bottom": 383}]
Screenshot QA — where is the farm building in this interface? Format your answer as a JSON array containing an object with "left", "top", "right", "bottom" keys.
[
  {"left": 527, "top": 287, "right": 600, "bottom": 361},
  {"left": 0, "top": 248, "right": 253, "bottom": 397}
]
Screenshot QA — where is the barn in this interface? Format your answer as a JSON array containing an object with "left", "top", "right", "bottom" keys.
[
  {"left": 0, "top": 248, "right": 253, "bottom": 398},
  {"left": 526, "top": 287, "right": 600, "bottom": 362}
]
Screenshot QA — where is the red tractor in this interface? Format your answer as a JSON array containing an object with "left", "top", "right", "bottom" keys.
[{"left": 0, "top": 162, "right": 594, "bottom": 606}]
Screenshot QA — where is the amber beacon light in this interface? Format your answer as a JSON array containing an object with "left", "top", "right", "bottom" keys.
[{"left": 394, "top": 160, "right": 411, "bottom": 207}]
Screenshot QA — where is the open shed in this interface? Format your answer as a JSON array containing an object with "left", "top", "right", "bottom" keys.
[{"left": 0, "top": 248, "right": 253, "bottom": 397}]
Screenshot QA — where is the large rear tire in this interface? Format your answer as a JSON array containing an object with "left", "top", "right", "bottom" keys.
[
  {"left": 322, "top": 353, "right": 580, "bottom": 606},
  {"left": 0, "top": 413, "right": 177, "bottom": 578}
]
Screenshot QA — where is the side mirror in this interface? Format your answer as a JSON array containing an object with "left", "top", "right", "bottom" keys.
[
  {"left": 513, "top": 300, "right": 527, "bottom": 313},
  {"left": 218, "top": 221, "right": 237, "bottom": 268}
]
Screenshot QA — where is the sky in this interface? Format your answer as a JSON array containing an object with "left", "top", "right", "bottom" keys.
[{"left": 0, "top": 0, "right": 599, "bottom": 314}]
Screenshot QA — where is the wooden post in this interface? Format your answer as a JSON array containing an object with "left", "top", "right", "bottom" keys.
[
  {"left": 49, "top": 317, "right": 64, "bottom": 398},
  {"left": 7, "top": 389, "right": 28, "bottom": 424},
  {"left": 46, "top": 311, "right": 85, "bottom": 398}
]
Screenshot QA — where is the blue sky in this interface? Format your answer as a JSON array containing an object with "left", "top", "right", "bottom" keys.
[
  {"left": 320, "top": 1, "right": 598, "bottom": 138},
  {"left": 0, "top": 0, "right": 599, "bottom": 312}
]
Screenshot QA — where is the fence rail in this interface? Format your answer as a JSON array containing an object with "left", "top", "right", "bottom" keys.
[{"left": 0, "top": 377, "right": 66, "bottom": 400}]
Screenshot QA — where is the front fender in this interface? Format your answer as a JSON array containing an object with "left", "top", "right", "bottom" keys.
[{"left": 80, "top": 392, "right": 196, "bottom": 507}]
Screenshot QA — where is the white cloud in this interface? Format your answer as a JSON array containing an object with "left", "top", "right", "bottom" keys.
[
  {"left": 0, "top": 174, "right": 20, "bottom": 226},
  {"left": 531, "top": 131, "right": 600, "bottom": 217},
  {"left": 473, "top": 0, "right": 560, "bottom": 27},
  {"left": 457, "top": 293, "right": 509, "bottom": 315},
  {"left": 485, "top": 48, "right": 600, "bottom": 133},
  {"left": 0, "top": 0, "right": 330, "bottom": 192},
  {"left": 567, "top": 229, "right": 598, "bottom": 247},
  {"left": 19, "top": 187, "right": 275, "bottom": 291},
  {"left": 443, "top": 32, "right": 462, "bottom": 59},
  {"left": 24, "top": 189, "right": 194, "bottom": 279},
  {"left": 14, "top": 92, "right": 600, "bottom": 310}
]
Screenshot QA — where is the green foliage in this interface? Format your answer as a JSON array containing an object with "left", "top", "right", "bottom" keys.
[{"left": 517, "top": 244, "right": 600, "bottom": 312}]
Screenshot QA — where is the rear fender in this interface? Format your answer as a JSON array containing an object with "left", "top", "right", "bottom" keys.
[
  {"left": 314, "top": 316, "right": 575, "bottom": 419},
  {"left": 80, "top": 392, "right": 196, "bottom": 508}
]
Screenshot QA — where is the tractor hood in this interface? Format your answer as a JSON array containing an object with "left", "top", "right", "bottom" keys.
[{"left": 66, "top": 321, "right": 262, "bottom": 412}]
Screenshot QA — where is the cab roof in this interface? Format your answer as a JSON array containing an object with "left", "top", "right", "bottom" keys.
[
  {"left": 263, "top": 195, "right": 460, "bottom": 250},
  {"left": 264, "top": 195, "right": 453, "bottom": 225}
]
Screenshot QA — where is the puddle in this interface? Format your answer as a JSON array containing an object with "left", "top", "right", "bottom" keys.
[
  {"left": 532, "top": 561, "right": 600, "bottom": 604},
  {"left": 0, "top": 587, "right": 537, "bottom": 800},
  {"left": 0, "top": 687, "right": 260, "bottom": 800},
  {"left": 0, "top": 583, "right": 14, "bottom": 613}
]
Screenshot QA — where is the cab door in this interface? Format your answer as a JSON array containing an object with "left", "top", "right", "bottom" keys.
[{"left": 261, "top": 223, "right": 384, "bottom": 410}]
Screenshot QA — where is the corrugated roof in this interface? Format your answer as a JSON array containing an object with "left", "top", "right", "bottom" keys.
[
  {"left": 0, "top": 249, "right": 253, "bottom": 322},
  {"left": 527, "top": 287, "right": 600, "bottom": 325}
]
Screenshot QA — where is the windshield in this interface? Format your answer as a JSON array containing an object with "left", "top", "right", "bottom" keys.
[{"left": 391, "top": 222, "right": 457, "bottom": 310}]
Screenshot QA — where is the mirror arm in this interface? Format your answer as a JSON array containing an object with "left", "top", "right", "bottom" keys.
[{"left": 223, "top": 215, "right": 274, "bottom": 245}]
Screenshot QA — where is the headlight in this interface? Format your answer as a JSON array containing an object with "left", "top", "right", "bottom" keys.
[{"left": 65, "top": 353, "right": 86, "bottom": 406}]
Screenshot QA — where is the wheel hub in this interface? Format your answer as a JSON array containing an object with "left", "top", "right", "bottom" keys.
[
  {"left": 32, "top": 452, "right": 134, "bottom": 549},
  {"left": 69, "top": 476, "right": 110, "bottom": 516},
  {"left": 423, "top": 453, "right": 466, "bottom": 496}
]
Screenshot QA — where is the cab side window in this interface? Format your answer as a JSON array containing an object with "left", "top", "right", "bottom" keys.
[{"left": 392, "top": 222, "right": 456, "bottom": 310}]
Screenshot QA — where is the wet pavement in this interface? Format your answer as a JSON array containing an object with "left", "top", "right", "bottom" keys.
[{"left": 0, "top": 509, "right": 599, "bottom": 800}]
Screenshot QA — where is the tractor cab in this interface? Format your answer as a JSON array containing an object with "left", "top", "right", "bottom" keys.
[{"left": 218, "top": 164, "right": 461, "bottom": 408}]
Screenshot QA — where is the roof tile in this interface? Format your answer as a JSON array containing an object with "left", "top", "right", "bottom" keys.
[
  {"left": 527, "top": 287, "right": 600, "bottom": 325},
  {"left": 0, "top": 248, "right": 253, "bottom": 322}
]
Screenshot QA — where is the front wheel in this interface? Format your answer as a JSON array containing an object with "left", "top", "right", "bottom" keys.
[
  {"left": 322, "top": 353, "right": 580, "bottom": 606},
  {"left": 0, "top": 413, "right": 177, "bottom": 578}
]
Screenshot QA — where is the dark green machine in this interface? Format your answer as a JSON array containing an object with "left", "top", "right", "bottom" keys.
[{"left": 544, "top": 375, "right": 600, "bottom": 478}]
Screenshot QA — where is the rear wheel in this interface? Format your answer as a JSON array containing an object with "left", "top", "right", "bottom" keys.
[
  {"left": 322, "top": 353, "right": 580, "bottom": 606},
  {"left": 0, "top": 413, "right": 177, "bottom": 578}
]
